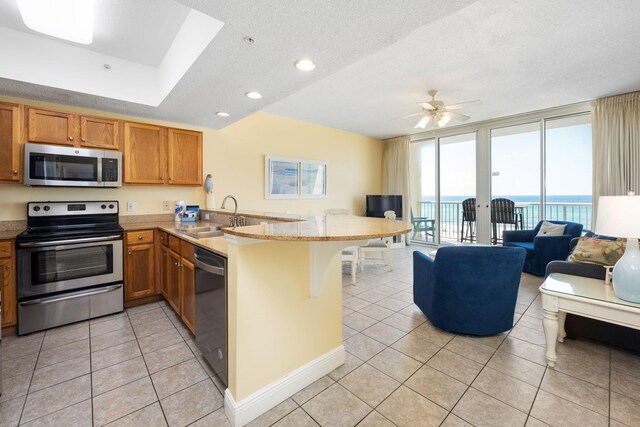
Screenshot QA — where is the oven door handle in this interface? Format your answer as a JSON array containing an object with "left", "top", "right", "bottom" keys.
[
  {"left": 19, "top": 284, "right": 122, "bottom": 306},
  {"left": 18, "top": 234, "right": 122, "bottom": 248}
]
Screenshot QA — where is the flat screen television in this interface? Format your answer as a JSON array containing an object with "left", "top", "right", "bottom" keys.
[{"left": 366, "top": 195, "right": 402, "bottom": 219}]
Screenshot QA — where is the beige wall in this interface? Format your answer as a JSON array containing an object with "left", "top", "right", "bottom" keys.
[
  {"left": 227, "top": 239, "right": 343, "bottom": 400},
  {"left": 0, "top": 96, "right": 383, "bottom": 221}
]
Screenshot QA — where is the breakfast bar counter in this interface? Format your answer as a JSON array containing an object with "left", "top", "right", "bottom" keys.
[
  {"left": 221, "top": 214, "right": 411, "bottom": 426},
  {"left": 223, "top": 214, "right": 411, "bottom": 241}
]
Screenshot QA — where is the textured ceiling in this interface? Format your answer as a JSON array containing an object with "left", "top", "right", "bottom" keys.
[{"left": 0, "top": 0, "right": 639, "bottom": 139}]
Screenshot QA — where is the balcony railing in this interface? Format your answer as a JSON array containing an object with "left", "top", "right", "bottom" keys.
[{"left": 412, "top": 201, "right": 592, "bottom": 244}]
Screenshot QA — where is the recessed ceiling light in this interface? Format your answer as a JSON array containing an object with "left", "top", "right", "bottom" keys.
[
  {"left": 245, "top": 91, "right": 263, "bottom": 99},
  {"left": 17, "top": 0, "right": 94, "bottom": 44},
  {"left": 295, "top": 59, "right": 316, "bottom": 71},
  {"left": 216, "top": 112, "right": 230, "bottom": 117}
]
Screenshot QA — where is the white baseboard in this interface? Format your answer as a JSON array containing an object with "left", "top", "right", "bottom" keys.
[{"left": 224, "top": 345, "right": 345, "bottom": 427}]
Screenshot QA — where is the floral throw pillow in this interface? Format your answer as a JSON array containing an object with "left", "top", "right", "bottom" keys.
[{"left": 568, "top": 236, "right": 627, "bottom": 266}]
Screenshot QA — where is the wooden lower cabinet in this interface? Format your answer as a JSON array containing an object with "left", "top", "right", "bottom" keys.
[
  {"left": 181, "top": 258, "right": 196, "bottom": 333},
  {"left": 1, "top": 240, "right": 17, "bottom": 327},
  {"left": 160, "top": 245, "right": 171, "bottom": 299},
  {"left": 124, "top": 231, "right": 158, "bottom": 301},
  {"left": 167, "top": 249, "right": 181, "bottom": 313},
  {"left": 158, "top": 236, "right": 196, "bottom": 335}
]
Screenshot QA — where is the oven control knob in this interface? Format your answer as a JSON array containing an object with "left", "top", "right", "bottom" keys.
[
  {"left": 43, "top": 206, "right": 50, "bottom": 211},
  {"left": 109, "top": 204, "right": 114, "bottom": 209},
  {"left": 101, "top": 204, "right": 107, "bottom": 209},
  {"left": 33, "top": 206, "right": 40, "bottom": 212}
]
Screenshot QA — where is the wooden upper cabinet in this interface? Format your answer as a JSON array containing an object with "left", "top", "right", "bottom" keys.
[
  {"left": 124, "top": 122, "right": 166, "bottom": 184},
  {"left": 80, "top": 116, "right": 120, "bottom": 150},
  {"left": 167, "top": 128, "right": 202, "bottom": 185},
  {"left": 0, "top": 102, "right": 22, "bottom": 182},
  {"left": 28, "top": 108, "right": 76, "bottom": 146}
]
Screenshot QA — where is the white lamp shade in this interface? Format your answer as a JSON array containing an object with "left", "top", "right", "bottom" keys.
[{"left": 595, "top": 196, "right": 640, "bottom": 238}]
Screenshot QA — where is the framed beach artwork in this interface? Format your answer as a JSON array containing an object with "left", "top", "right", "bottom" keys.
[{"left": 265, "top": 155, "right": 327, "bottom": 199}]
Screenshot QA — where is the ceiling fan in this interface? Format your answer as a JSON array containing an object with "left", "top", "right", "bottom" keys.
[{"left": 403, "top": 90, "right": 482, "bottom": 129}]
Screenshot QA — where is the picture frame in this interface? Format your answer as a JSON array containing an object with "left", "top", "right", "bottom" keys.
[{"left": 265, "top": 155, "right": 327, "bottom": 199}]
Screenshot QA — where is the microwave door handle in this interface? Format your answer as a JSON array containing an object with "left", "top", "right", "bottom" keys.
[{"left": 97, "top": 156, "right": 103, "bottom": 184}]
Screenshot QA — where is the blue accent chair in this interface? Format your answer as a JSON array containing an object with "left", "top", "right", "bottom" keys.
[
  {"left": 413, "top": 246, "right": 526, "bottom": 336},
  {"left": 503, "top": 220, "right": 583, "bottom": 276}
]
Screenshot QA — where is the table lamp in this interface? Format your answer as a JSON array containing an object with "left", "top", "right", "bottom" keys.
[{"left": 594, "top": 193, "right": 640, "bottom": 303}]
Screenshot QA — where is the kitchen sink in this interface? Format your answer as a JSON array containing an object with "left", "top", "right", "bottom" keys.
[
  {"left": 192, "top": 231, "right": 224, "bottom": 239},
  {"left": 176, "top": 225, "right": 224, "bottom": 239}
]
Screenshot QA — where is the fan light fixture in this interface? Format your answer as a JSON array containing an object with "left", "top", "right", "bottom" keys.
[
  {"left": 437, "top": 112, "right": 451, "bottom": 127},
  {"left": 18, "top": 0, "right": 95, "bottom": 45}
]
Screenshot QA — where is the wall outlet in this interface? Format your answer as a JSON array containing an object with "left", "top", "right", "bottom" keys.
[
  {"left": 203, "top": 212, "right": 210, "bottom": 220},
  {"left": 127, "top": 201, "right": 135, "bottom": 212},
  {"left": 162, "top": 201, "right": 170, "bottom": 211}
]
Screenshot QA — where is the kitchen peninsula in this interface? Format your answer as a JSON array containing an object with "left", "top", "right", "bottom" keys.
[{"left": 209, "top": 212, "right": 410, "bottom": 426}]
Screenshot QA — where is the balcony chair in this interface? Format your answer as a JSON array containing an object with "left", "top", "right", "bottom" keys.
[
  {"left": 503, "top": 220, "right": 583, "bottom": 276},
  {"left": 324, "top": 208, "right": 358, "bottom": 284},
  {"left": 411, "top": 208, "right": 435, "bottom": 242},
  {"left": 413, "top": 246, "right": 526, "bottom": 335},
  {"left": 460, "top": 198, "right": 476, "bottom": 242},
  {"left": 491, "top": 198, "right": 518, "bottom": 244},
  {"left": 359, "top": 210, "right": 395, "bottom": 272}
]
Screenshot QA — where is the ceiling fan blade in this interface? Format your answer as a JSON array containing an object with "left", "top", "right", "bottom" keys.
[
  {"left": 448, "top": 111, "right": 470, "bottom": 121},
  {"left": 417, "top": 102, "right": 435, "bottom": 110},
  {"left": 414, "top": 115, "right": 431, "bottom": 129},
  {"left": 392, "top": 111, "right": 424, "bottom": 121},
  {"left": 445, "top": 100, "right": 482, "bottom": 110}
]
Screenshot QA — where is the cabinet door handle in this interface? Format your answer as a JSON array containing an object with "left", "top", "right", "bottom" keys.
[
  {"left": 169, "top": 177, "right": 173, "bottom": 181},
  {"left": 128, "top": 251, "right": 132, "bottom": 255},
  {"left": 163, "top": 253, "right": 167, "bottom": 257},
  {"left": 69, "top": 136, "right": 74, "bottom": 141},
  {"left": 12, "top": 170, "right": 18, "bottom": 175},
  {"left": 138, "top": 236, "right": 143, "bottom": 240},
  {"left": 81, "top": 137, "right": 86, "bottom": 142}
]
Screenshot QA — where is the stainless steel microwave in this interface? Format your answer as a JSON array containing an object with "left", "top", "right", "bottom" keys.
[{"left": 24, "top": 143, "right": 122, "bottom": 187}]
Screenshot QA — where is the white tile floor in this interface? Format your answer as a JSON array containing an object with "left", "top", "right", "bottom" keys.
[{"left": 1, "top": 245, "right": 640, "bottom": 426}]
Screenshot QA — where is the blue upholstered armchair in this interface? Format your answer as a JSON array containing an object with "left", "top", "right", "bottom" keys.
[
  {"left": 413, "top": 246, "right": 526, "bottom": 336},
  {"left": 503, "top": 220, "right": 583, "bottom": 276}
]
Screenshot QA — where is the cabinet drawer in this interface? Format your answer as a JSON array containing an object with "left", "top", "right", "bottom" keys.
[
  {"left": 180, "top": 240, "right": 194, "bottom": 263},
  {"left": 158, "top": 231, "right": 169, "bottom": 247},
  {"left": 168, "top": 235, "right": 181, "bottom": 252},
  {"left": 0, "top": 240, "right": 12, "bottom": 258},
  {"left": 126, "top": 230, "right": 155, "bottom": 245}
]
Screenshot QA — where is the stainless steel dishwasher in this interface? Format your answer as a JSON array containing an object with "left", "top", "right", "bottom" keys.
[{"left": 194, "top": 247, "right": 228, "bottom": 386}]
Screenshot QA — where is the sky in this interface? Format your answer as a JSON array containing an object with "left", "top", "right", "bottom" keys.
[{"left": 415, "top": 121, "right": 592, "bottom": 199}]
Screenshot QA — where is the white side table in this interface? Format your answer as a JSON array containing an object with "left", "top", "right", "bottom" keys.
[{"left": 539, "top": 273, "right": 640, "bottom": 367}]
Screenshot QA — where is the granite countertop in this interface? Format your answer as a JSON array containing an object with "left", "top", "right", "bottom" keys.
[
  {"left": 223, "top": 215, "right": 412, "bottom": 241},
  {"left": 122, "top": 220, "right": 229, "bottom": 257},
  {"left": 0, "top": 229, "right": 22, "bottom": 240}
]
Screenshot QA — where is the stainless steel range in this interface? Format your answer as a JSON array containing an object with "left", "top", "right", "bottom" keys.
[{"left": 16, "top": 201, "right": 124, "bottom": 335}]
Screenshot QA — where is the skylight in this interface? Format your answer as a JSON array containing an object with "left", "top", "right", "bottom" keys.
[{"left": 17, "top": 0, "right": 94, "bottom": 45}]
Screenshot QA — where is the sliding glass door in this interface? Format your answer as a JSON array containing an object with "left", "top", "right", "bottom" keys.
[
  {"left": 410, "top": 139, "right": 436, "bottom": 243},
  {"left": 410, "top": 111, "right": 592, "bottom": 246},
  {"left": 440, "top": 133, "right": 476, "bottom": 243},
  {"left": 490, "top": 123, "right": 540, "bottom": 242},
  {"left": 544, "top": 115, "right": 593, "bottom": 228}
]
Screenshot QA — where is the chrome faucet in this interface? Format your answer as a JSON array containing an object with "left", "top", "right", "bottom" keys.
[{"left": 221, "top": 195, "right": 245, "bottom": 227}]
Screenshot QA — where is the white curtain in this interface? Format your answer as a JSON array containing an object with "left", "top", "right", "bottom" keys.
[
  {"left": 592, "top": 91, "right": 640, "bottom": 218},
  {"left": 382, "top": 136, "right": 411, "bottom": 241}
]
